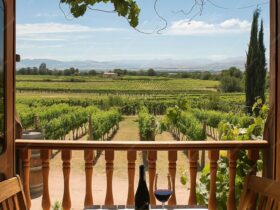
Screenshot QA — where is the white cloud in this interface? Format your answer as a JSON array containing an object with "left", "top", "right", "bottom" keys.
[
  {"left": 167, "top": 18, "right": 251, "bottom": 35},
  {"left": 17, "top": 23, "right": 124, "bottom": 35},
  {"left": 16, "top": 23, "right": 126, "bottom": 42},
  {"left": 220, "top": 19, "right": 251, "bottom": 29},
  {"left": 17, "top": 36, "right": 65, "bottom": 41},
  {"left": 17, "top": 23, "right": 92, "bottom": 35},
  {"left": 17, "top": 43, "right": 63, "bottom": 49}
]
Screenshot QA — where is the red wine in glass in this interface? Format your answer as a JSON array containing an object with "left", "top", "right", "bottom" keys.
[
  {"left": 153, "top": 174, "right": 173, "bottom": 210},
  {"left": 154, "top": 189, "right": 172, "bottom": 203}
]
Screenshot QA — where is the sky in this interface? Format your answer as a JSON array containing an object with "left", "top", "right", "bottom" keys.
[{"left": 16, "top": 0, "right": 269, "bottom": 61}]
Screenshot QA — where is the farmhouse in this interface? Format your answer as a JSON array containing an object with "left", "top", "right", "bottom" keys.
[{"left": 103, "top": 72, "right": 118, "bottom": 78}]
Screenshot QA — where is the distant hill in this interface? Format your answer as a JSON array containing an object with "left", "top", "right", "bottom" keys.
[{"left": 16, "top": 57, "right": 246, "bottom": 71}]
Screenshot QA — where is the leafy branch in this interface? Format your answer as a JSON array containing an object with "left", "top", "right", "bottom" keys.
[{"left": 60, "top": 0, "right": 140, "bottom": 28}]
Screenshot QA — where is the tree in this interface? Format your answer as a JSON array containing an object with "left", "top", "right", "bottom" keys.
[
  {"left": 63, "top": 69, "right": 72, "bottom": 76},
  {"left": 60, "top": 0, "right": 140, "bottom": 28},
  {"left": 181, "top": 72, "right": 191, "bottom": 78},
  {"left": 200, "top": 71, "right": 211, "bottom": 80},
  {"left": 113, "top": 68, "right": 127, "bottom": 76},
  {"left": 221, "top": 67, "right": 243, "bottom": 79},
  {"left": 245, "top": 9, "right": 266, "bottom": 114},
  {"left": 220, "top": 76, "right": 243, "bottom": 93},
  {"left": 39, "top": 63, "right": 47, "bottom": 75},
  {"left": 88, "top": 70, "right": 97, "bottom": 76},
  {"left": 147, "top": 68, "right": 156, "bottom": 76}
]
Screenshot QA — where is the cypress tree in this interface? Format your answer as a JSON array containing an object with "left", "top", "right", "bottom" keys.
[
  {"left": 245, "top": 9, "right": 260, "bottom": 114},
  {"left": 257, "top": 19, "right": 267, "bottom": 104}
]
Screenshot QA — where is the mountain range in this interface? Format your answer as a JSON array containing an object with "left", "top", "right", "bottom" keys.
[{"left": 16, "top": 57, "right": 247, "bottom": 72}]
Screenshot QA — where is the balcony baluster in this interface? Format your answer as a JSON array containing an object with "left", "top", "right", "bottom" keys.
[
  {"left": 84, "top": 150, "right": 94, "bottom": 207},
  {"left": 168, "top": 150, "right": 177, "bottom": 206},
  {"left": 41, "top": 150, "right": 51, "bottom": 210},
  {"left": 148, "top": 150, "right": 157, "bottom": 206},
  {"left": 105, "top": 150, "right": 114, "bottom": 206},
  {"left": 21, "top": 149, "right": 31, "bottom": 209},
  {"left": 62, "top": 150, "right": 72, "bottom": 210},
  {"left": 127, "top": 150, "right": 137, "bottom": 206},
  {"left": 188, "top": 150, "right": 199, "bottom": 205}
]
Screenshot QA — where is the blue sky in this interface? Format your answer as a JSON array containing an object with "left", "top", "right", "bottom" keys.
[{"left": 16, "top": 0, "right": 269, "bottom": 61}]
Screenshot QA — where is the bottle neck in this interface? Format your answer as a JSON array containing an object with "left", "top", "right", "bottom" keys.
[{"left": 139, "top": 166, "right": 146, "bottom": 181}]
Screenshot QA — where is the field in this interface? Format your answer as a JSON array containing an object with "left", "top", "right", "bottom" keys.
[
  {"left": 16, "top": 74, "right": 247, "bottom": 136},
  {"left": 16, "top": 75, "right": 219, "bottom": 94}
]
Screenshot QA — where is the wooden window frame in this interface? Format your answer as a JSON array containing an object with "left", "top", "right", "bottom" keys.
[
  {"left": 0, "top": 0, "right": 279, "bottom": 180},
  {"left": 0, "top": 0, "right": 15, "bottom": 179},
  {"left": 271, "top": 0, "right": 280, "bottom": 180}
]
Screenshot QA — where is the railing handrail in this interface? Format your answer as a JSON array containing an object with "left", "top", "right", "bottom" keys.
[{"left": 15, "top": 139, "right": 269, "bottom": 150}]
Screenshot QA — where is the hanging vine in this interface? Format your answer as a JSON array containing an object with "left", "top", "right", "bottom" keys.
[{"left": 60, "top": 0, "right": 140, "bottom": 27}]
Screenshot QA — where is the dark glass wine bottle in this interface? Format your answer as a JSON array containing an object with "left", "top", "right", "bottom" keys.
[{"left": 135, "top": 165, "right": 150, "bottom": 210}]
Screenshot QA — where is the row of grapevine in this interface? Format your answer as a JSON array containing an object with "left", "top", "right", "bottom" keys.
[
  {"left": 191, "top": 108, "right": 251, "bottom": 140},
  {"left": 218, "top": 100, "right": 269, "bottom": 140},
  {"left": 137, "top": 107, "right": 159, "bottom": 141},
  {"left": 18, "top": 102, "right": 123, "bottom": 141},
  {"left": 17, "top": 87, "right": 215, "bottom": 95},
  {"left": 160, "top": 107, "right": 206, "bottom": 141},
  {"left": 17, "top": 103, "right": 36, "bottom": 129},
  {"left": 137, "top": 107, "right": 159, "bottom": 168},
  {"left": 43, "top": 107, "right": 90, "bottom": 140},
  {"left": 89, "top": 108, "right": 122, "bottom": 140},
  {"left": 17, "top": 103, "right": 83, "bottom": 130},
  {"left": 193, "top": 108, "right": 252, "bottom": 128},
  {"left": 16, "top": 93, "right": 247, "bottom": 115}
]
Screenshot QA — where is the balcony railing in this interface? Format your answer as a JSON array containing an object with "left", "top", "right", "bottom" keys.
[{"left": 15, "top": 139, "right": 269, "bottom": 210}]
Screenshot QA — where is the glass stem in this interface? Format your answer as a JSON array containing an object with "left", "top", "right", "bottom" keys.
[{"left": 162, "top": 202, "right": 164, "bottom": 210}]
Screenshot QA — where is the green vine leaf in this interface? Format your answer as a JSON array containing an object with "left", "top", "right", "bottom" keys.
[{"left": 60, "top": 0, "right": 140, "bottom": 28}]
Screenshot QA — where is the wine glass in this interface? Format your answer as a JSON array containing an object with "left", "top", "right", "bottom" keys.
[{"left": 154, "top": 173, "right": 173, "bottom": 210}]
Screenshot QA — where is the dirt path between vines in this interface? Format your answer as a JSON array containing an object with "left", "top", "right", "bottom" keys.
[{"left": 31, "top": 116, "right": 191, "bottom": 210}]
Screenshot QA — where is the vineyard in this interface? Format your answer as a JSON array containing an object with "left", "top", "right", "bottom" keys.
[
  {"left": 17, "top": 98, "right": 255, "bottom": 141},
  {"left": 16, "top": 73, "right": 268, "bottom": 147},
  {"left": 16, "top": 74, "right": 260, "bottom": 142},
  {"left": 16, "top": 75, "right": 219, "bottom": 95}
]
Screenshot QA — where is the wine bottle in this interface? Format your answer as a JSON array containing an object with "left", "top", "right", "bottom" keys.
[{"left": 135, "top": 165, "right": 150, "bottom": 210}]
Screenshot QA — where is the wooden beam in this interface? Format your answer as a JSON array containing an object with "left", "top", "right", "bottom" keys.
[
  {"left": 276, "top": 0, "right": 280, "bottom": 181},
  {"left": 264, "top": 0, "right": 277, "bottom": 180},
  {"left": 0, "top": 0, "right": 16, "bottom": 179},
  {"left": 270, "top": 0, "right": 280, "bottom": 181}
]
